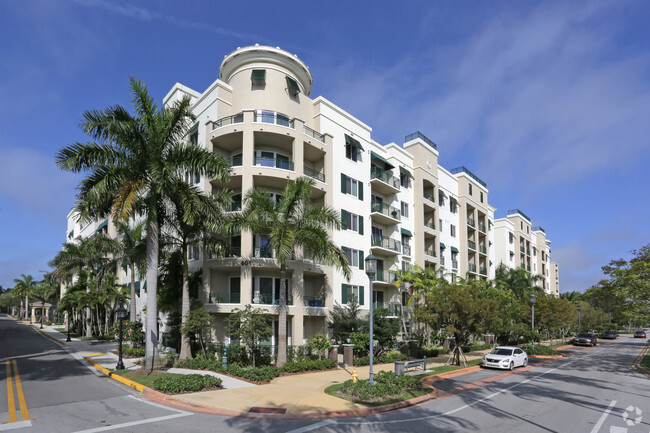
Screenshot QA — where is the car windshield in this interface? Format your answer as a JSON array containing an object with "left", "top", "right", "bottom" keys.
[
  {"left": 578, "top": 333, "right": 592, "bottom": 338},
  {"left": 490, "top": 348, "right": 513, "bottom": 356}
]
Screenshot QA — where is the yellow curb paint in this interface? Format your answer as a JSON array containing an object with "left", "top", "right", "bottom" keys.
[
  {"left": 36, "top": 328, "right": 66, "bottom": 346},
  {"left": 81, "top": 356, "right": 147, "bottom": 392},
  {"left": 12, "top": 360, "right": 30, "bottom": 421},
  {"left": 6, "top": 360, "right": 16, "bottom": 423}
]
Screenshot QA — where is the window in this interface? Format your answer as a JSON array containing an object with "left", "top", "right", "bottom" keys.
[
  {"left": 255, "top": 150, "right": 292, "bottom": 170},
  {"left": 341, "top": 210, "right": 363, "bottom": 234},
  {"left": 251, "top": 69, "right": 266, "bottom": 85},
  {"left": 341, "top": 174, "right": 363, "bottom": 199},
  {"left": 400, "top": 201, "right": 409, "bottom": 218},
  {"left": 450, "top": 199, "right": 458, "bottom": 214},
  {"left": 400, "top": 173, "right": 409, "bottom": 188},
  {"left": 230, "top": 153, "right": 243, "bottom": 167},
  {"left": 527, "top": 226, "right": 529, "bottom": 234},
  {"left": 285, "top": 76, "right": 300, "bottom": 96},
  {"left": 185, "top": 170, "right": 200, "bottom": 185},
  {"left": 480, "top": 192, "right": 484, "bottom": 203},
  {"left": 402, "top": 260, "right": 410, "bottom": 271},
  {"left": 521, "top": 222, "right": 523, "bottom": 229},
  {"left": 509, "top": 232, "right": 514, "bottom": 243},
  {"left": 450, "top": 224, "right": 456, "bottom": 237},
  {"left": 342, "top": 284, "right": 364, "bottom": 305},
  {"left": 343, "top": 247, "right": 364, "bottom": 269},
  {"left": 438, "top": 191, "right": 446, "bottom": 206},
  {"left": 345, "top": 134, "right": 363, "bottom": 162},
  {"left": 255, "top": 277, "right": 290, "bottom": 304},
  {"left": 469, "top": 184, "right": 473, "bottom": 195},
  {"left": 188, "top": 244, "right": 199, "bottom": 261},
  {"left": 231, "top": 194, "right": 242, "bottom": 212},
  {"left": 229, "top": 277, "right": 241, "bottom": 303},
  {"left": 439, "top": 219, "right": 443, "bottom": 232}
]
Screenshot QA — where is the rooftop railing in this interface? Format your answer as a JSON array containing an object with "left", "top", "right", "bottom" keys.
[
  {"left": 404, "top": 131, "right": 437, "bottom": 150},
  {"left": 450, "top": 166, "right": 487, "bottom": 187}
]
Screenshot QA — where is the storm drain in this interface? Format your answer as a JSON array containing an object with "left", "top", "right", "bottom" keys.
[{"left": 249, "top": 407, "right": 287, "bottom": 414}]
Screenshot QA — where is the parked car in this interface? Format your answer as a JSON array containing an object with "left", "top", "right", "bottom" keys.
[
  {"left": 634, "top": 330, "right": 646, "bottom": 338},
  {"left": 481, "top": 346, "right": 528, "bottom": 371},
  {"left": 575, "top": 332, "right": 598, "bottom": 346},
  {"left": 602, "top": 330, "right": 618, "bottom": 339}
]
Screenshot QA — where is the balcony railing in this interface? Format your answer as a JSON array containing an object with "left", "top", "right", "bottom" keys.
[
  {"left": 371, "top": 235, "right": 401, "bottom": 252},
  {"left": 225, "top": 246, "right": 241, "bottom": 257},
  {"left": 479, "top": 223, "right": 486, "bottom": 232},
  {"left": 479, "top": 267, "right": 487, "bottom": 275},
  {"left": 375, "top": 270, "right": 398, "bottom": 284},
  {"left": 520, "top": 246, "right": 525, "bottom": 253},
  {"left": 402, "top": 244, "right": 411, "bottom": 256},
  {"left": 424, "top": 247, "right": 437, "bottom": 257},
  {"left": 252, "top": 293, "right": 293, "bottom": 305},
  {"left": 303, "top": 166, "right": 325, "bottom": 182},
  {"left": 479, "top": 245, "right": 487, "bottom": 254},
  {"left": 230, "top": 155, "right": 242, "bottom": 167},
  {"left": 212, "top": 113, "right": 244, "bottom": 130},
  {"left": 468, "top": 240, "right": 476, "bottom": 250},
  {"left": 468, "top": 263, "right": 477, "bottom": 273},
  {"left": 254, "top": 111, "right": 294, "bottom": 128},
  {"left": 303, "top": 125, "right": 325, "bottom": 143},
  {"left": 254, "top": 156, "right": 294, "bottom": 171},
  {"left": 467, "top": 218, "right": 475, "bottom": 228},
  {"left": 424, "top": 220, "right": 435, "bottom": 230},
  {"left": 254, "top": 247, "right": 274, "bottom": 258},
  {"left": 371, "top": 201, "right": 401, "bottom": 221},
  {"left": 452, "top": 260, "right": 459, "bottom": 269},
  {"left": 423, "top": 192, "right": 435, "bottom": 202},
  {"left": 303, "top": 296, "right": 325, "bottom": 307},
  {"left": 370, "top": 166, "right": 400, "bottom": 189},
  {"left": 208, "top": 292, "right": 241, "bottom": 304}
]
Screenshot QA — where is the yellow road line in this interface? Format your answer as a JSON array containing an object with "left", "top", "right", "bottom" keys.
[
  {"left": 12, "top": 360, "right": 30, "bottom": 421},
  {"left": 5, "top": 360, "right": 16, "bottom": 423},
  {"left": 84, "top": 353, "right": 107, "bottom": 357}
]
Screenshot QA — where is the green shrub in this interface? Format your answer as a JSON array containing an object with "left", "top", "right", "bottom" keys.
[
  {"left": 353, "top": 356, "right": 369, "bottom": 366},
  {"left": 224, "top": 365, "right": 281, "bottom": 383},
  {"left": 379, "top": 351, "right": 408, "bottom": 363},
  {"left": 282, "top": 358, "right": 336, "bottom": 373},
  {"left": 521, "top": 344, "right": 556, "bottom": 356},
  {"left": 150, "top": 374, "right": 222, "bottom": 393},
  {"left": 122, "top": 347, "right": 145, "bottom": 357},
  {"left": 338, "top": 370, "right": 426, "bottom": 400}
]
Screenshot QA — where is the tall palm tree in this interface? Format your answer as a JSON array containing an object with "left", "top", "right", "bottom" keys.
[
  {"left": 239, "top": 176, "right": 351, "bottom": 367},
  {"left": 56, "top": 78, "right": 230, "bottom": 370},
  {"left": 493, "top": 263, "right": 543, "bottom": 300},
  {"left": 31, "top": 275, "right": 59, "bottom": 328},
  {"left": 13, "top": 274, "right": 37, "bottom": 322},
  {"left": 114, "top": 221, "right": 147, "bottom": 322},
  {"left": 163, "top": 185, "right": 230, "bottom": 360}
]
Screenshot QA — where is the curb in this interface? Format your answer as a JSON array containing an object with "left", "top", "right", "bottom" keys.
[
  {"left": 82, "top": 355, "right": 147, "bottom": 392},
  {"left": 36, "top": 327, "right": 67, "bottom": 346}
]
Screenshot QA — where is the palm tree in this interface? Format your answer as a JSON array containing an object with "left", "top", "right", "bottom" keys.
[
  {"left": 13, "top": 274, "right": 37, "bottom": 322},
  {"left": 114, "top": 221, "right": 147, "bottom": 322},
  {"left": 493, "top": 263, "right": 543, "bottom": 300},
  {"left": 239, "top": 176, "right": 351, "bottom": 367},
  {"left": 56, "top": 78, "right": 230, "bottom": 370},
  {"left": 163, "top": 185, "right": 230, "bottom": 360},
  {"left": 31, "top": 275, "right": 59, "bottom": 328}
]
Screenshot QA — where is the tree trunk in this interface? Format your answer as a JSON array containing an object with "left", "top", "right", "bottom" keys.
[
  {"left": 85, "top": 307, "right": 92, "bottom": 337},
  {"left": 25, "top": 295, "right": 29, "bottom": 322},
  {"left": 145, "top": 217, "right": 161, "bottom": 373},
  {"left": 129, "top": 264, "right": 137, "bottom": 326},
  {"left": 276, "top": 270, "right": 287, "bottom": 367},
  {"left": 179, "top": 244, "right": 192, "bottom": 360}
]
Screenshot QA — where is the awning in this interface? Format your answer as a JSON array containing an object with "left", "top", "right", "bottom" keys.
[
  {"left": 345, "top": 134, "right": 364, "bottom": 151},
  {"left": 489, "top": 260, "right": 493, "bottom": 266},
  {"left": 94, "top": 220, "right": 108, "bottom": 235},
  {"left": 439, "top": 190, "right": 447, "bottom": 198},
  {"left": 449, "top": 197, "right": 460, "bottom": 206},
  {"left": 450, "top": 246, "right": 460, "bottom": 253},
  {"left": 401, "top": 228, "right": 413, "bottom": 237},
  {"left": 187, "top": 121, "right": 199, "bottom": 135},
  {"left": 399, "top": 166, "right": 414, "bottom": 179},
  {"left": 509, "top": 250, "right": 515, "bottom": 256},
  {"left": 251, "top": 69, "right": 266, "bottom": 81},
  {"left": 371, "top": 151, "right": 395, "bottom": 170},
  {"left": 286, "top": 76, "right": 300, "bottom": 94},
  {"left": 440, "top": 242, "right": 446, "bottom": 249}
]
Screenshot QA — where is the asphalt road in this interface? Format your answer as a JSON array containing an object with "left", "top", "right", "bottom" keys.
[{"left": 1, "top": 314, "right": 648, "bottom": 433}]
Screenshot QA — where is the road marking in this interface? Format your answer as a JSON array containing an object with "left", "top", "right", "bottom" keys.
[
  {"left": 285, "top": 419, "right": 335, "bottom": 433},
  {"left": 0, "top": 420, "right": 32, "bottom": 431},
  {"left": 2, "top": 361, "right": 32, "bottom": 430},
  {"left": 11, "top": 361, "right": 30, "bottom": 421},
  {"left": 69, "top": 412, "right": 191, "bottom": 433},
  {"left": 5, "top": 361, "right": 16, "bottom": 423},
  {"left": 589, "top": 400, "right": 616, "bottom": 433}
]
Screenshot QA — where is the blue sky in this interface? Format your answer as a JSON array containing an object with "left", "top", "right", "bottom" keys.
[{"left": 1, "top": 1, "right": 649, "bottom": 292}]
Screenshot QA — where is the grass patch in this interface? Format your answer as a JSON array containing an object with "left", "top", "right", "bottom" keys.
[{"left": 641, "top": 349, "right": 650, "bottom": 371}]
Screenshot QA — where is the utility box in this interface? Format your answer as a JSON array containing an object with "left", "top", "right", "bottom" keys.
[{"left": 394, "top": 361, "right": 405, "bottom": 376}]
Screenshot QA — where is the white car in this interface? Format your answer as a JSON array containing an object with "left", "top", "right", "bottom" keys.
[{"left": 481, "top": 346, "right": 528, "bottom": 370}]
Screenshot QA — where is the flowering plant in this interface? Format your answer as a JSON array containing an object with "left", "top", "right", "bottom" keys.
[{"left": 307, "top": 333, "right": 332, "bottom": 359}]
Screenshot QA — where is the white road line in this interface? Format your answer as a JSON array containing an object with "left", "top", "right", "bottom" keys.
[
  {"left": 338, "top": 356, "right": 581, "bottom": 426},
  {"left": 589, "top": 400, "right": 617, "bottom": 433},
  {"left": 129, "top": 394, "right": 192, "bottom": 415},
  {"left": 285, "top": 419, "right": 336, "bottom": 433},
  {"left": 69, "top": 412, "right": 191, "bottom": 433},
  {"left": 0, "top": 420, "right": 32, "bottom": 431}
]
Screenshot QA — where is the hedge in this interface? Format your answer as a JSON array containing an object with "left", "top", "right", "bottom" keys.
[{"left": 150, "top": 374, "right": 222, "bottom": 393}]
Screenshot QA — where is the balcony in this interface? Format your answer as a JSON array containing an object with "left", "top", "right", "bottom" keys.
[
  {"left": 468, "top": 240, "right": 476, "bottom": 250},
  {"left": 230, "top": 155, "right": 242, "bottom": 167},
  {"left": 424, "top": 247, "right": 437, "bottom": 258},
  {"left": 452, "top": 260, "right": 459, "bottom": 269},
  {"left": 303, "top": 296, "right": 325, "bottom": 307},
  {"left": 254, "top": 247, "right": 274, "bottom": 258},
  {"left": 467, "top": 218, "right": 475, "bottom": 228},
  {"left": 303, "top": 166, "right": 325, "bottom": 182},
  {"left": 479, "top": 245, "right": 487, "bottom": 255},
  {"left": 254, "top": 111, "right": 294, "bottom": 128},
  {"left": 370, "top": 166, "right": 400, "bottom": 194},
  {"left": 252, "top": 292, "right": 294, "bottom": 305},
  {"left": 371, "top": 235, "right": 401, "bottom": 255},
  {"left": 375, "top": 270, "right": 398, "bottom": 285},
  {"left": 225, "top": 246, "right": 241, "bottom": 257},
  {"left": 208, "top": 292, "right": 241, "bottom": 304},
  {"left": 211, "top": 113, "right": 244, "bottom": 131},
  {"left": 254, "top": 156, "right": 294, "bottom": 171},
  {"left": 402, "top": 244, "right": 411, "bottom": 256},
  {"left": 479, "top": 223, "right": 487, "bottom": 233},
  {"left": 424, "top": 220, "right": 436, "bottom": 231},
  {"left": 303, "top": 125, "right": 325, "bottom": 143},
  {"left": 370, "top": 201, "right": 401, "bottom": 225},
  {"left": 479, "top": 267, "right": 487, "bottom": 275},
  {"left": 468, "top": 263, "right": 477, "bottom": 273}
]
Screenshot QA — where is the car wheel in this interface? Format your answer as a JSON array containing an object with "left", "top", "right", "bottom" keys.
[
  {"left": 509, "top": 362, "right": 514, "bottom": 371},
  {"left": 523, "top": 358, "right": 528, "bottom": 367}
]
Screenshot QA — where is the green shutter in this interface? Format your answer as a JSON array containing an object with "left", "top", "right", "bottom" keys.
[
  {"left": 341, "top": 210, "right": 348, "bottom": 230},
  {"left": 359, "top": 250, "right": 364, "bottom": 270},
  {"left": 359, "top": 286, "right": 364, "bottom": 305},
  {"left": 341, "top": 173, "right": 347, "bottom": 194},
  {"left": 358, "top": 215, "right": 364, "bottom": 235},
  {"left": 286, "top": 76, "right": 300, "bottom": 94},
  {"left": 342, "top": 284, "right": 348, "bottom": 304},
  {"left": 358, "top": 181, "right": 363, "bottom": 200}
]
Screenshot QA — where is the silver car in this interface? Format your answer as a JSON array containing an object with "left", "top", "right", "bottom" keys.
[{"left": 482, "top": 346, "right": 528, "bottom": 370}]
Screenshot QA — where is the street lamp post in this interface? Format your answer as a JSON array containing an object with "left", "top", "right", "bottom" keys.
[
  {"left": 365, "top": 254, "right": 377, "bottom": 385},
  {"left": 577, "top": 304, "right": 582, "bottom": 330},
  {"left": 530, "top": 293, "right": 536, "bottom": 349},
  {"left": 115, "top": 304, "right": 127, "bottom": 371}
]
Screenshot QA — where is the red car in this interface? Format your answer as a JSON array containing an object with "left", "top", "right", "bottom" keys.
[{"left": 634, "top": 330, "right": 646, "bottom": 338}]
